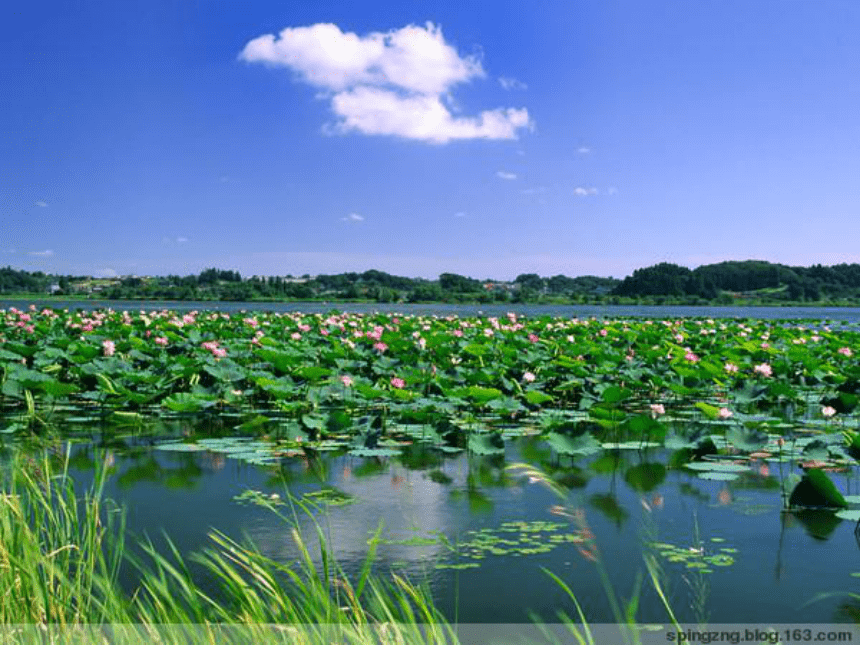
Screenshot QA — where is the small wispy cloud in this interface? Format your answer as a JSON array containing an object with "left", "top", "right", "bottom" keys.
[
  {"left": 341, "top": 212, "right": 365, "bottom": 222},
  {"left": 496, "top": 171, "right": 518, "bottom": 180},
  {"left": 28, "top": 249, "right": 54, "bottom": 256},
  {"left": 162, "top": 236, "right": 190, "bottom": 245},
  {"left": 454, "top": 211, "right": 466, "bottom": 218},
  {"left": 520, "top": 186, "right": 546, "bottom": 195},
  {"left": 577, "top": 147, "right": 591, "bottom": 154},
  {"left": 573, "top": 187, "right": 598, "bottom": 196},
  {"left": 35, "top": 200, "right": 48, "bottom": 207},
  {"left": 498, "top": 76, "right": 527, "bottom": 91}
]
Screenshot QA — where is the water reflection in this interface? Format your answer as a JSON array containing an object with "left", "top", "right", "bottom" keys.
[{"left": 6, "top": 432, "right": 860, "bottom": 623}]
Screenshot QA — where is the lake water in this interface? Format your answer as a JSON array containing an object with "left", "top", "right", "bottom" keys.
[
  {"left": 7, "top": 298, "right": 860, "bottom": 323},
  {"left": 20, "top": 427, "right": 860, "bottom": 625}
]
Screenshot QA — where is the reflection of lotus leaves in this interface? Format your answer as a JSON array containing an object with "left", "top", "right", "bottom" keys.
[
  {"left": 624, "top": 463, "right": 666, "bottom": 492},
  {"left": 791, "top": 509, "right": 842, "bottom": 540}
]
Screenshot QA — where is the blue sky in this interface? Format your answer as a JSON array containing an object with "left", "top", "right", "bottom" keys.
[{"left": 3, "top": 0, "right": 859, "bottom": 280}]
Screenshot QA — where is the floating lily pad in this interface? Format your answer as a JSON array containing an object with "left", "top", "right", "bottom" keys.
[
  {"left": 684, "top": 462, "right": 750, "bottom": 473},
  {"left": 698, "top": 472, "right": 740, "bottom": 481},
  {"left": 602, "top": 441, "right": 661, "bottom": 450},
  {"left": 705, "top": 554, "right": 735, "bottom": 566},
  {"left": 302, "top": 488, "right": 356, "bottom": 506},
  {"left": 154, "top": 441, "right": 205, "bottom": 452}
]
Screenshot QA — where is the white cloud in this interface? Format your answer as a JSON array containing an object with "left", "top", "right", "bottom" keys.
[
  {"left": 341, "top": 212, "right": 364, "bottom": 222},
  {"left": 454, "top": 211, "right": 466, "bottom": 218},
  {"left": 573, "top": 187, "right": 598, "bottom": 196},
  {"left": 240, "top": 22, "right": 532, "bottom": 144},
  {"left": 329, "top": 88, "right": 530, "bottom": 143},
  {"left": 496, "top": 170, "right": 518, "bottom": 180},
  {"left": 28, "top": 249, "right": 53, "bottom": 256},
  {"left": 240, "top": 22, "right": 481, "bottom": 94},
  {"left": 176, "top": 236, "right": 189, "bottom": 243},
  {"left": 35, "top": 200, "right": 48, "bottom": 207},
  {"left": 498, "top": 76, "right": 527, "bottom": 91},
  {"left": 577, "top": 147, "right": 591, "bottom": 154}
]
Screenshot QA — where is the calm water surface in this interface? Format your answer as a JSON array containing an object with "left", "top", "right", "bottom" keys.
[
  {"left": 6, "top": 299, "right": 860, "bottom": 323},
  {"left": 30, "top": 435, "right": 860, "bottom": 625}
]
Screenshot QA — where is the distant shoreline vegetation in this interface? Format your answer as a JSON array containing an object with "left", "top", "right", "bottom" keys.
[{"left": 4, "top": 260, "right": 860, "bottom": 306}]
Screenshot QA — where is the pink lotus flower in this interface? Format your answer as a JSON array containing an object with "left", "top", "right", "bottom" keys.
[
  {"left": 724, "top": 362, "right": 739, "bottom": 373},
  {"left": 821, "top": 405, "right": 836, "bottom": 418},
  {"left": 528, "top": 333, "right": 539, "bottom": 344},
  {"left": 102, "top": 340, "right": 115, "bottom": 357},
  {"left": 753, "top": 363, "right": 772, "bottom": 377},
  {"left": 390, "top": 377, "right": 406, "bottom": 389},
  {"left": 291, "top": 332, "right": 302, "bottom": 340},
  {"left": 718, "top": 408, "right": 733, "bottom": 419},
  {"left": 838, "top": 347, "right": 853, "bottom": 357},
  {"left": 684, "top": 351, "right": 699, "bottom": 362},
  {"left": 599, "top": 329, "right": 608, "bottom": 337},
  {"left": 340, "top": 375, "right": 353, "bottom": 387},
  {"left": 649, "top": 403, "right": 665, "bottom": 417},
  {"left": 523, "top": 371, "right": 536, "bottom": 383},
  {"left": 373, "top": 342, "right": 388, "bottom": 352},
  {"left": 154, "top": 336, "right": 168, "bottom": 346}
]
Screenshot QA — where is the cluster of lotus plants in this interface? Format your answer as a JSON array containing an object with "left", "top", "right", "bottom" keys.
[{"left": 2, "top": 305, "right": 860, "bottom": 472}]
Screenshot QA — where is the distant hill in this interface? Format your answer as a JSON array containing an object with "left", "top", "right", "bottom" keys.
[{"left": 612, "top": 259, "right": 860, "bottom": 301}]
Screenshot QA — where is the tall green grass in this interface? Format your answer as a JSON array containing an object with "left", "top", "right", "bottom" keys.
[{"left": 0, "top": 450, "right": 457, "bottom": 643}]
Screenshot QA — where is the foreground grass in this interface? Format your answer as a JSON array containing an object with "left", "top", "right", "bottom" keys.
[{"left": 0, "top": 451, "right": 462, "bottom": 644}]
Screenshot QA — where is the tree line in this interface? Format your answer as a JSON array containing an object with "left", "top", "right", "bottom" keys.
[{"left": 4, "top": 260, "right": 860, "bottom": 304}]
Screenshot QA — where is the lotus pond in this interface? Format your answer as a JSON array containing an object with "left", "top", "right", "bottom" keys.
[{"left": 5, "top": 305, "right": 860, "bottom": 624}]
